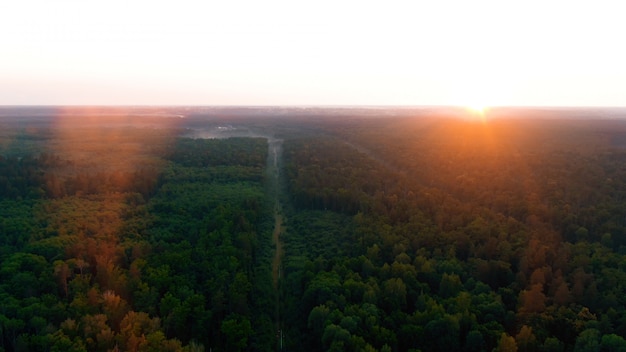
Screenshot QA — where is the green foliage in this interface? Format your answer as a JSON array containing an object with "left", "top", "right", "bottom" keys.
[
  {"left": 541, "top": 337, "right": 564, "bottom": 352},
  {"left": 574, "top": 329, "right": 601, "bottom": 352},
  {"left": 0, "top": 155, "right": 46, "bottom": 199},
  {"left": 221, "top": 314, "right": 253, "bottom": 351},
  {"left": 278, "top": 118, "right": 626, "bottom": 351},
  {"left": 0, "top": 133, "right": 269, "bottom": 351},
  {"left": 168, "top": 137, "right": 267, "bottom": 168},
  {"left": 5, "top": 115, "right": 626, "bottom": 351},
  {"left": 601, "top": 334, "right": 626, "bottom": 352}
]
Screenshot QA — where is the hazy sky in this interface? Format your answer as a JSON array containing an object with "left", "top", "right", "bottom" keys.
[{"left": 2, "top": 0, "right": 625, "bottom": 106}]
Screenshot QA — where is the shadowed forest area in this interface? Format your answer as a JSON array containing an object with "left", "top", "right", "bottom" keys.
[{"left": 2, "top": 107, "right": 626, "bottom": 351}]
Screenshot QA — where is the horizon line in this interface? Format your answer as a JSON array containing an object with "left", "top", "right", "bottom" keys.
[{"left": 2, "top": 104, "right": 626, "bottom": 109}]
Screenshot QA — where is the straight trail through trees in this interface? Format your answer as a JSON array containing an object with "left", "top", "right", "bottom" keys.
[{"left": 267, "top": 137, "right": 285, "bottom": 350}]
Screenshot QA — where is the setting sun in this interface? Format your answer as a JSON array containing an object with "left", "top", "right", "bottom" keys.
[
  {"left": 469, "top": 105, "right": 486, "bottom": 115},
  {"left": 465, "top": 104, "right": 489, "bottom": 122}
]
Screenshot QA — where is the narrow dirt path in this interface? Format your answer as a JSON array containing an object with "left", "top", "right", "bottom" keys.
[
  {"left": 272, "top": 205, "right": 283, "bottom": 288},
  {"left": 267, "top": 137, "right": 285, "bottom": 350},
  {"left": 268, "top": 138, "right": 284, "bottom": 288}
]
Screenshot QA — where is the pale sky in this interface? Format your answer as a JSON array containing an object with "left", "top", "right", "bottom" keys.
[{"left": 1, "top": 0, "right": 625, "bottom": 106}]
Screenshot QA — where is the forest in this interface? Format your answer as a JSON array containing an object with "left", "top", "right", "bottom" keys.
[{"left": 2, "top": 106, "right": 626, "bottom": 351}]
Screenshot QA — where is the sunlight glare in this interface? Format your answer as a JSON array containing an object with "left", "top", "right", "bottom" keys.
[
  {"left": 469, "top": 105, "right": 485, "bottom": 115},
  {"left": 466, "top": 104, "right": 488, "bottom": 123}
]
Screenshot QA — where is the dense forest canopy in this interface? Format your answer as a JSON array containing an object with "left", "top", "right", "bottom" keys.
[{"left": 1, "top": 106, "right": 626, "bottom": 351}]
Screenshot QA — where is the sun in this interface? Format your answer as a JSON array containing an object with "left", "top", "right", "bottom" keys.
[
  {"left": 466, "top": 104, "right": 489, "bottom": 122},
  {"left": 468, "top": 104, "right": 486, "bottom": 115}
]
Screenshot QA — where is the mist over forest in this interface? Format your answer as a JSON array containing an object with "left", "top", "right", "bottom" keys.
[{"left": 2, "top": 106, "right": 626, "bottom": 351}]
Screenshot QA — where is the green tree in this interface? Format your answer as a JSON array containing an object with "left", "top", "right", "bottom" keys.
[
  {"left": 308, "top": 305, "right": 330, "bottom": 336},
  {"left": 439, "top": 273, "right": 462, "bottom": 298},
  {"left": 465, "top": 330, "right": 485, "bottom": 352},
  {"left": 382, "top": 278, "right": 406, "bottom": 311},
  {"left": 229, "top": 272, "right": 251, "bottom": 315},
  {"left": 574, "top": 329, "right": 600, "bottom": 352},
  {"left": 424, "top": 315, "right": 460, "bottom": 352},
  {"left": 601, "top": 334, "right": 626, "bottom": 352},
  {"left": 221, "top": 314, "right": 252, "bottom": 351},
  {"left": 321, "top": 324, "right": 351, "bottom": 350},
  {"left": 541, "top": 337, "right": 563, "bottom": 352}
]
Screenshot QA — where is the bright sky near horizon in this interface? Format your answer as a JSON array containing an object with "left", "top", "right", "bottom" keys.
[{"left": 1, "top": 1, "right": 625, "bottom": 106}]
